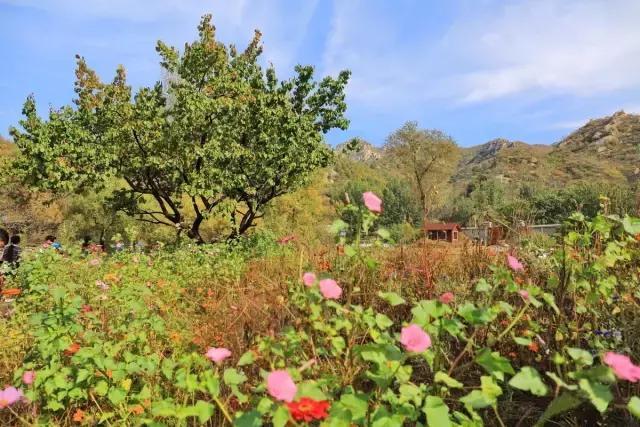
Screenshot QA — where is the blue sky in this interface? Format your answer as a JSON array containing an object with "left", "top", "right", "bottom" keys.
[{"left": 1, "top": 0, "right": 640, "bottom": 147}]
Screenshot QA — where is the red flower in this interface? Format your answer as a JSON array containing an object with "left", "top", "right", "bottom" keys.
[
  {"left": 81, "top": 305, "right": 92, "bottom": 313},
  {"left": 286, "top": 397, "right": 330, "bottom": 422}
]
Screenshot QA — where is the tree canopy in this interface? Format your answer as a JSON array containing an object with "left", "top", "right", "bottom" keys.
[
  {"left": 384, "top": 121, "right": 460, "bottom": 217},
  {"left": 10, "top": 15, "right": 350, "bottom": 242}
]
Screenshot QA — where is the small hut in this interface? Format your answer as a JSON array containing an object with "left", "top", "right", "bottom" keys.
[{"left": 424, "top": 223, "right": 461, "bottom": 243}]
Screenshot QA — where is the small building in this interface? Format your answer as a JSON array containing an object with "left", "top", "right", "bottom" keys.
[{"left": 424, "top": 222, "right": 461, "bottom": 243}]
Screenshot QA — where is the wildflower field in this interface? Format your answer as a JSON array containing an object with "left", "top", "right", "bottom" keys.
[{"left": 1, "top": 200, "right": 640, "bottom": 426}]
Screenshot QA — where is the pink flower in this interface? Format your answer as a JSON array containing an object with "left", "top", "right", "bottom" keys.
[
  {"left": 362, "top": 192, "right": 382, "bottom": 213},
  {"left": 603, "top": 352, "right": 640, "bottom": 382},
  {"left": 205, "top": 347, "right": 232, "bottom": 364},
  {"left": 267, "top": 370, "right": 297, "bottom": 402},
  {"left": 439, "top": 292, "right": 454, "bottom": 304},
  {"left": 507, "top": 255, "right": 524, "bottom": 272},
  {"left": 0, "top": 387, "right": 23, "bottom": 408},
  {"left": 22, "top": 371, "right": 36, "bottom": 385},
  {"left": 302, "top": 272, "right": 317, "bottom": 287},
  {"left": 89, "top": 258, "right": 101, "bottom": 266},
  {"left": 400, "top": 324, "right": 432, "bottom": 353},
  {"left": 319, "top": 279, "right": 342, "bottom": 299},
  {"left": 518, "top": 290, "right": 529, "bottom": 300}
]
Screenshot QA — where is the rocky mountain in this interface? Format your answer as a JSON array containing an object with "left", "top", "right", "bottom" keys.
[
  {"left": 335, "top": 138, "right": 383, "bottom": 162},
  {"left": 554, "top": 111, "right": 640, "bottom": 180},
  {"left": 453, "top": 111, "right": 640, "bottom": 188}
]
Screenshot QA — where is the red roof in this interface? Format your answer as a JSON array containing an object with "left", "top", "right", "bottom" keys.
[{"left": 423, "top": 222, "right": 461, "bottom": 231}]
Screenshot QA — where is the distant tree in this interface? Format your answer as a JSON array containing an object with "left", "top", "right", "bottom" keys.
[
  {"left": 384, "top": 122, "right": 460, "bottom": 217},
  {"left": 10, "top": 15, "right": 350, "bottom": 242},
  {"left": 380, "top": 180, "right": 423, "bottom": 227}
]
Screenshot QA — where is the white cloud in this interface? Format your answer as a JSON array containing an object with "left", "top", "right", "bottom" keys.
[
  {"left": 0, "top": 0, "right": 317, "bottom": 71},
  {"left": 322, "top": 0, "right": 640, "bottom": 109}
]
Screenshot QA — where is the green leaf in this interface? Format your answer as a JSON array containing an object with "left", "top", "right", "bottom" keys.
[
  {"left": 377, "top": 291, "right": 405, "bottom": 306},
  {"left": 627, "top": 396, "right": 640, "bottom": 419},
  {"left": 541, "top": 293, "right": 560, "bottom": 314},
  {"left": 578, "top": 379, "right": 612, "bottom": 413},
  {"left": 423, "top": 396, "right": 451, "bottom": 427},
  {"left": 434, "top": 371, "right": 464, "bottom": 389},
  {"left": 622, "top": 215, "right": 640, "bottom": 235},
  {"left": 94, "top": 380, "right": 109, "bottom": 397},
  {"left": 176, "top": 401, "right": 215, "bottom": 423},
  {"left": 107, "top": 387, "right": 127, "bottom": 405},
  {"left": 344, "top": 245, "right": 357, "bottom": 257},
  {"left": 272, "top": 405, "right": 289, "bottom": 427},
  {"left": 458, "top": 303, "right": 494, "bottom": 325},
  {"left": 234, "top": 410, "right": 263, "bottom": 427},
  {"left": 475, "top": 278, "right": 491, "bottom": 292},
  {"left": 376, "top": 228, "right": 391, "bottom": 240},
  {"left": 509, "top": 367, "right": 548, "bottom": 396},
  {"left": 237, "top": 351, "right": 255, "bottom": 366},
  {"left": 535, "top": 392, "right": 582, "bottom": 426},
  {"left": 567, "top": 348, "right": 593, "bottom": 366},
  {"left": 339, "top": 393, "right": 368, "bottom": 421},
  {"left": 203, "top": 371, "right": 220, "bottom": 397},
  {"left": 296, "top": 381, "right": 327, "bottom": 400},
  {"left": 513, "top": 336, "right": 533, "bottom": 346},
  {"left": 375, "top": 313, "right": 393, "bottom": 329},
  {"left": 546, "top": 372, "right": 577, "bottom": 391},
  {"left": 224, "top": 368, "right": 247, "bottom": 386},
  {"left": 330, "top": 220, "right": 349, "bottom": 235},
  {"left": 475, "top": 348, "right": 515, "bottom": 381}
]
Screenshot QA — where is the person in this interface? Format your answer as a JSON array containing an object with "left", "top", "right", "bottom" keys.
[
  {"left": 43, "top": 235, "right": 62, "bottom": 251},
  {"left": 2, "top": 235, "right": 22, "bottom": 266}
]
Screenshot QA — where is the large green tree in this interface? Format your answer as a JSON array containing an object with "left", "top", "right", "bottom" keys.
[
  {"left": 11, "top": 15, "right": 350, "bottom": 242},
  {"left": 384, "top": 122, "right": 460, "bottom": 217}
]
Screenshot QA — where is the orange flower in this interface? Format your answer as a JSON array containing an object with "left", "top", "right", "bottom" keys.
[
  {"left": 64, "top": 343, "right": 81, "bottom": 356},
  {"left": 635, "top": 233, "right": 640, "bottom": 242},
  {"left": 1, "top": 288, "right": 21, "bottom": 297},
  {"left": 528, "top": 341, "right": 540, "bottom": 353},
  {"left": 129, "top": 404, "right": 144, "bottom": 415},
  {"left": 72, "top": 409, "right": 85, "bottom": 422}
]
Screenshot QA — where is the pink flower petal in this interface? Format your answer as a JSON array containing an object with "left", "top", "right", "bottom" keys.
[
  {"left": 400, "top": 324, "right": 432, "bottom": 353},
  {"left": 267, "top": 370, "right": 297, "bottom": 402},
  {"left": 507, "top": 255, "right": 524, "bottom": 272},
  {"left": 205, "top": 347, "right": 232, "bottom": 364},
  {"left": 0, "top": 387, "right": 23, "bottom": 408},
  {"left": 604, "top": 352, "right": 640, "bottom": 382},
  {"left": 439, "top": 292, "right": 454, "bottom": 304},
  {"left": 363, "top": 192, "right": 382, "bottom": 213},
  {"left": 302, "top": 272, "right": 316, "bottom": 287},
  {"left": 22, "top": 371, "right": 36, "bottom": 385},
  {"left": 518, "top": 290, "right": 529, "bottom": 300},
  {"left": 318, "top": 279, "right": 342, "bottom": 299}
]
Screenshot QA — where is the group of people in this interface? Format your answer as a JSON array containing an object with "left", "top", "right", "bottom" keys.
[{"left": 0, "top": 229, "right": 21, "bottom": 266}]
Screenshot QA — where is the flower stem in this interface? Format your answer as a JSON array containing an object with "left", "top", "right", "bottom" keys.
[
  {"left": 214, "top": 395, "right": 233, "bottom": 425},
  {"left": 496, "top": 302, "right": 529, "bottom": 343}
]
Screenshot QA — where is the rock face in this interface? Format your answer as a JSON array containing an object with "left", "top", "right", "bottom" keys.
[
  {"left": 335, "top": 138, "right": 382, "bottom": 162},
  {"left": 555, "top": 111, "right": 640, "bottom": 153},
  {"left": 554, "top": 111, "right": 640, "bottom": 181}
]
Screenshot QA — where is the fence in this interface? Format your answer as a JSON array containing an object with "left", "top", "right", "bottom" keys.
[{"left": 461, "top": 223, "right": 561, "bottom": 245}]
